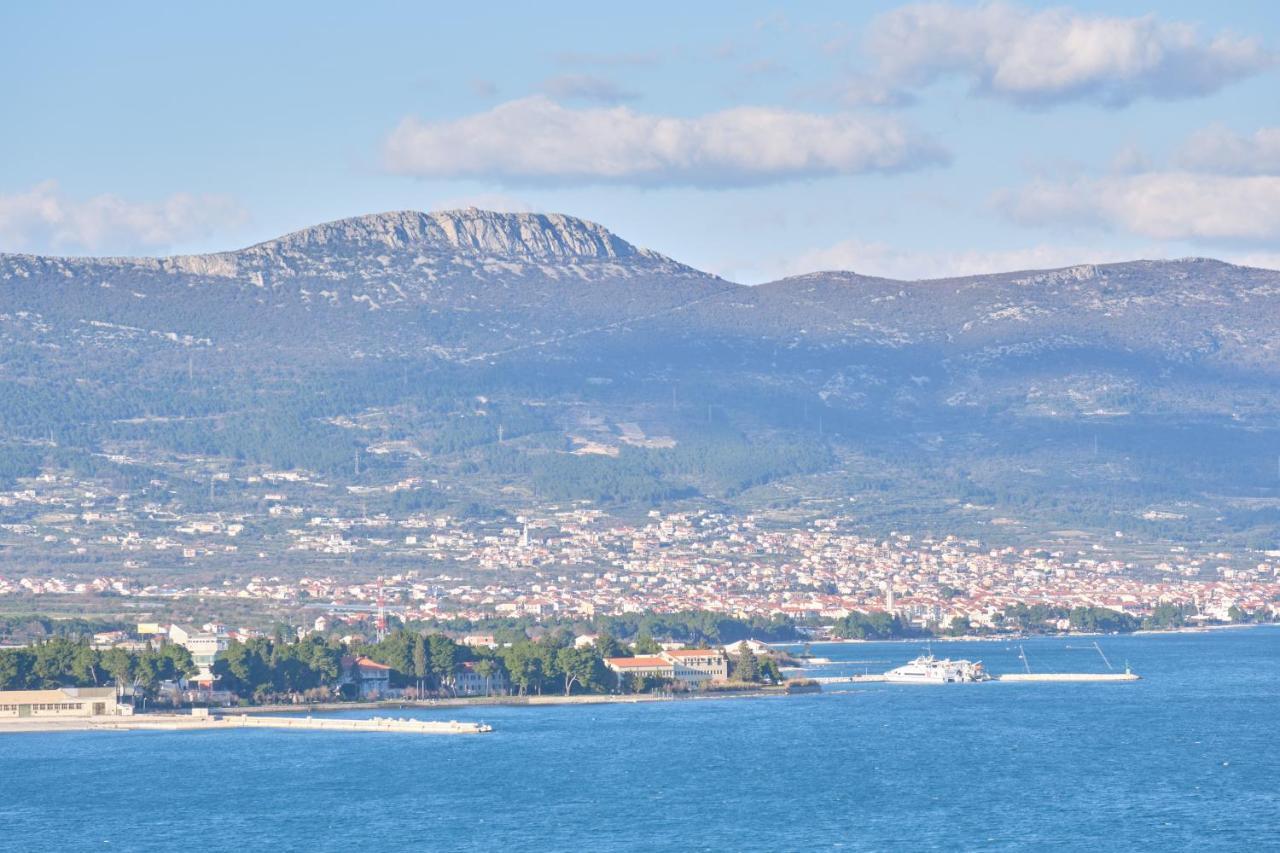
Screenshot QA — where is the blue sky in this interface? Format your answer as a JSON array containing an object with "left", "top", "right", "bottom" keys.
[{"left": 3, "top": 1, "right": 1279, "bottom": 281}]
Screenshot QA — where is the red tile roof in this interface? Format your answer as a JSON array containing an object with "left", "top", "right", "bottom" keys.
[{"left": 605, "top": 656, "right": 670, "bottom": 668}]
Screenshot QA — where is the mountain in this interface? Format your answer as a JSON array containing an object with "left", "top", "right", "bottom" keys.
[
  {"left": 2, "top": 209, "right": 1278, "bottom": 557},
  {"left": 0, "top": 208, "right": 727, "bottom": 361}
]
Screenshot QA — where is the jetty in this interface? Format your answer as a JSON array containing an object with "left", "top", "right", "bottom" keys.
[
  {"left": 994, "top": 672, "right": 1140, "bottom": 683},
  {"left": 0, "top": 712, "right": 492, "bottom": 735},
  {"left": 810, "top": 674, "right": 887, "bottom": 684},
  {"left": 810, "top": 671, "right": 1139, "bottom": 685}
]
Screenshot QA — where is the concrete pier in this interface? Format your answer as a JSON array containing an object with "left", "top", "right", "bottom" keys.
[
  {"left": 0, "top": 713, "right": 492, "bottom": 734},
  {"left": 811, "top": 675, "right": 887, "bottom": 684},
  {"left": 813, "top": 671, "right": 1141, "bottom": 685},
  {"left": 995, "top": 672, "right": 1140, "bottom": 683}
]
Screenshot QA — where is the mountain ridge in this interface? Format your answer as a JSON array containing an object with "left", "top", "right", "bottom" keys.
[
  {"left": 1, "top": 209, "right": 1278, "bottom": 551},
  {"left": 3, "top": 209, "right": 1275, "bottom": 288},
  {"left": 2, "top": 210, "right": 1279, "bottom": 373}
]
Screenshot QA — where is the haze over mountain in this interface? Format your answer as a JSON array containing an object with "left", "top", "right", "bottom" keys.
[{"left": 2, "top": 209, "right": 1278, "bottom": 555}]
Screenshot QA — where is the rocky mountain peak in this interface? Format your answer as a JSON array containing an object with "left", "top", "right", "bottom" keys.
[{"left": 250, "top": 208, "right": 661, "bottom": 263}]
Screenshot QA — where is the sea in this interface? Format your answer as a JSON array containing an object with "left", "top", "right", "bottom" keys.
[{"left": 1, "top": 627, "right": 1276, "bottom": 852}]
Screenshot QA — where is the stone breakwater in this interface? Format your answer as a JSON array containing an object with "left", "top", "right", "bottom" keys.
[
  {"left": 994, "top": 672, "right": 1140, "bottom": 682},
  {"left": 0, "top": 713, "right": 492, "bottom": 734}
]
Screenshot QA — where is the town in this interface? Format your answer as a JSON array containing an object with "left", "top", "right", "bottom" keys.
[{"left": 4, "top": 500, "right": 1278, "bottom": 634}]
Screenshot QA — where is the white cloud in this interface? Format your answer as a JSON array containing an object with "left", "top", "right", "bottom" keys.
[
  {"left": 866, "top": 2, "right": 1273, "bottom": 106},
  {"left": 1175, "top": 125, "right": 1280, "bottom": 175},
  {"left": 782, "top": 238, "right": 1147, "bottom": 281},
  {"left": 0, "top": 181, "right": 246, "bottom": 255},
  {"left": 384, "top": 96, "right": 947, "bottom": 187},
  {"left": 998, "top": 172, "right": 1280, "bottom": 241}
]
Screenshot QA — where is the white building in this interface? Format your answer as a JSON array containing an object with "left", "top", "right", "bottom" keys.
[{"left": 169, "top": 624, "right": 228, "bottom": 685}]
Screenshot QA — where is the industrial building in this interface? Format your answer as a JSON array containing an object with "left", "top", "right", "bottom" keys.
[{"left": 0, "top": 687, "right": 130, "bottom": 719}]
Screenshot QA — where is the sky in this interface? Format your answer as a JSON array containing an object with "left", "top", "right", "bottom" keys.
[{"left": 2, "top": 1, "right": 1279, "bottom": 282}]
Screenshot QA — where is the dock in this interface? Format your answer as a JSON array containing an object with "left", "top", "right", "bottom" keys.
[
  {"left": 994, "top": 672, "right": 1140, "bottom": 683},
  {"left": 809, "top": 672, "right": 1140, "bottom": 685},
  {"left": 810, "top": 675, "right": 887, "bottom": 684}
]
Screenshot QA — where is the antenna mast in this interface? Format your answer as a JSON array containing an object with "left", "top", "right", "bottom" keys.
[{"left": 375, "top": 578, "right": 387, "bottom": 642}]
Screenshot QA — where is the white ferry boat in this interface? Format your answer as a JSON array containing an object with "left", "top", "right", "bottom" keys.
[{"left": 883, "top": 653, "right": 988, "bottom": 684}]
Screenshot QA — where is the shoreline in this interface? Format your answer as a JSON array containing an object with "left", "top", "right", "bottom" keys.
[
  {"left": 226, "top": 687, "right": 785, "bottom": 716},
  {"left": 776, "top": 622, "right": 1275, "bottom": 647},
  {"left": 0, "top": 688, "right": 787, "bottom": 733}
]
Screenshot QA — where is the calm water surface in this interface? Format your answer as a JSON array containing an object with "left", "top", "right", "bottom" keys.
[{"left": 1, "top": 628, "right": 1276, "bottom": 852}]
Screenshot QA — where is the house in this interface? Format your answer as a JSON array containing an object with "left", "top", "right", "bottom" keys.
[
  {"left": 341, "top": 656, "right": 392, "bottom": 699},
  {"left": 723, "top": 639, "right": 772, "bottom": 657},
  {"left": 169, "top": 624, "right": 228, "bottom": 686},
  {"left": 0, "top": 686, "right": 131, "bottom": 718},
  {"left": 454, "top": 661, "right": 510, "bottom": 696},
  {"left": 660, "top": 649, "right": 728, "bottom": 684},
  {"left": 604, "top": 656, "right": 675, "bottom": 681},
  {"left": 462, "top": 634, "right": 497, "bottom": 649}
]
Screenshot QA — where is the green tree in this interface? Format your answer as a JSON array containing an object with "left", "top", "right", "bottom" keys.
[
  {"left": 593, "top": 634, "right": 625, "bottom": 659},
  {"left": 411, "top": 634, "right": 430, "bottom": 696},
  {"left": 759, "top": 656, "right": 782, "bottom": 684},
  {"left": 428, "top": 634, "right": 459, "bottom": 693},
  {"left": 101, "top": 647, "right": 135, "bottom": 688},
  {"left": 555, "top": 646, "right": 602, "bottom": 695},
  {"left": 632, "top": 630, "right": 661, "bottom": 655},
  {"left": 472, "top": 658, "right": 497, "bottom": 696},
  {"left": 70, "top": 643, "right": 102, "bottom": 686},
  {"left": 0, "top": 649, "right": 35, "bottom": 690},
  {"left": 33, "top": 639, "right": 78, "bottom": 687}
]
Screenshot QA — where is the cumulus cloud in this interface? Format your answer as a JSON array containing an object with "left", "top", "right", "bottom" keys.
[
  {"left": 0, "top": 181, "right": 247, "bottom": 255},
  {"left": 383, "top": 96, "right": 947, "bottom": 187},
  {"left": 1175, "top": 125, "right": 1280, "bottom": 174},
  {"left": 540, "top": 74, "right": 638, "bottom": 104},
  {"left": 784, "top": 238, "right": 1146, "bottom": 281},
  {"left": 997, "top": 173, "right": 1280, "bottom": 241},
  {"left": 865, "top": 2, "right": 1273, "bottom": 106}
]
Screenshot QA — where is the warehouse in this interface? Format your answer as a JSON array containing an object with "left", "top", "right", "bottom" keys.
[{"left": 0, "top": 687, "right": 129, "bottom": 718}]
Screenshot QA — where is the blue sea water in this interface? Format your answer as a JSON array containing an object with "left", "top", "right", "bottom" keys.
[{"left": 1, "top": 628, "right": 1277, "bottom": 852}]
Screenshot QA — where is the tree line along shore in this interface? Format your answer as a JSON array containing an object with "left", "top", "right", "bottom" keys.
[
  {"left": 1, "top": 602, "right": 1270, "bottom": 708},
  {"left": 0, "top": 626, "right": 787, "bottom": 708}
]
